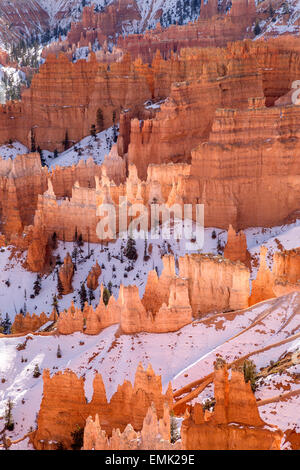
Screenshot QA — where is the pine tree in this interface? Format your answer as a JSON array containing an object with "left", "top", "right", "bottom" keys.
[
  {"left": 90, "top": 124, "right": 97, "bottom": 139},
  {"left": 72, "top": 246, "right": 78, "bottom": 271},
  {"left": 33, "top": 364, "right": 41, "bottom": 378},
  {"left": 5, "top": 399, "right": 14, "bottom": 431},
  {"left": 57, "top": 273, "right": 64, "bottom": 298},
  {"left": 2, "top": 313, "right": 11, "bottom": 334},
  {"left": 170, "top": 412, "right": 178, "bottom": 443},
  {"left": 254, "top": 20, "right": 261, "bottom": 36},
  {"left": 102, "top": 286, "right": 111, "bottom": 306},
  {"left": 77, "top": 234, "right": 84, "bottom": 247},
  {"left": 79, "top": 283, "right": 88, "bottom": 310},
  {"left": 53, "top": 149, "right": 59, "bottom": 159},
  {"left": 125, "top": 237, "right": 138, "bottom": 261},
  {"left": 96, "top": 108, "right": 104, "bottom": 132},
  {"left": 243, "top": 360, "right": 257, "bottom": 392},
  {"left": 30, "top": 129, "right": 36, "bottom": 152},
  {"left": 33, "top": 274, "right": 41, "bottom": 296},
  {"left": 56, "top": 345, "right": 62, "bottom": 358},
  {"left": 63, "top": 130, "right": 70, "bottom": 151},
  {"left": 112, "top": 110, "right": 118, "bottom": 143},
  {"left": 51, "top": 232, "right": 57, "bottom": 249},
  {"left": 143, "top": 239, "right": 150, "bottom": 261},
  {"left": 52, "top": 294, "right": 59, "bottom": 315},
  {"left": 88, "top": 288, "right": 95, "bottom": 304}
]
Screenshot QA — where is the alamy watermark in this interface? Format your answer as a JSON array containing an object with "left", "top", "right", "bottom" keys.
[{"left": 96, "top": 197, "right": 204, "bottom": 250}]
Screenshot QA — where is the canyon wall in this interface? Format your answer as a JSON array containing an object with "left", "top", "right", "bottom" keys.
[
  {"left": 43, "top": 0, "right": 256, "bottom": 64},
  {"left": 33, "top": 363, "right": 173, "bottom": 450},
  {"left": 181, "top": 359, "right": 283, "bottom": 450}
]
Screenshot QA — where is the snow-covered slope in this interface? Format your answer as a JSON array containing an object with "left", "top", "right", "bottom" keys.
[
  {"left": 255, "top": 0, "right": 300, "bottom": 38},
  {"left": 0, "top": 291, "right": 299, "bottom": 449}
]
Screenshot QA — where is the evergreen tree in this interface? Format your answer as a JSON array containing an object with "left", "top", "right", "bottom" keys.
[
  {"left": 254, "top": 20, "right": 261, "bottom": 36},
  {"left": 170, "top": 412, "right": 179, "bottom": 443},
  {"left": 51, "top": 232, "right": 57, "bottom": 249},
  {"left": 52, "top": 294, "right": 59, "bottom": 315},
  {"left": 33, "top": 274, "right": 41, "bottom": 296},
  {"left": 125, "top": 236, "right": 138, "bottom": 261},
  {"left": 77, "top": 234, "right": 84, "bottom": 247},
  {"left": 96, "top": 108, "right": 104, "bottom": 132},
  {"left": 88, "top": 288, "right": 95, "bottom": 304},
  {"left": 90, "top": 124, "right": 97, "bottom": 139},
  {"left": 102, "top": 286, "right": 111, "bottom": 306},
  {"left": 2, "top": 313, "right": 11, "bottom": 335},
  {"left": 112, "top": 110, "right": 118, "bottom": 143},
  {"left": 5, "top": 399, "right": 14, "bottom": 431},
  {"left": 143, "top": 239, "right": 150, "bottom": 261},
  {"left": 37, "top": 146, "right": 47, "bottom": 167},
  {"left": 53, "top": 149, "right": 59, "bottom": 159},
  {"left": 243, "top": 360, "right": 257, "bottom": 392},
  {"left": 72, "top": 246, "right": 78, "bottom": 270},
  {"left": 30, "top": 129, "right": 36, "bottom": 152},
  {"left": 107, "top": 281, "right": 112, "bottom": 295},
  {"left": 33, "top": 364, "right": 41, "bottom": 378},
  {"left": 57, "top": 345, "right": 62, "bottom": 358},
  {"left": 63, "top": 130, "right": 70, "bottom": 151},
  {"left": 79, "top": 283, "right": 88, "bottom": 310},
  {"left": 57, "top": 273, "right": 64, "bottom": 298}
]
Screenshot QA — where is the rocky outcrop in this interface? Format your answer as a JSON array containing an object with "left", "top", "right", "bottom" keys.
[
  {"left": 181, "top": 359, "right": 283, "bottom": 450},
  {"left": 86, "top": 261, "right": 101, "bottom": 291},
  {"left": 83, "top": 403, "right": 181, "bottom": 450},
  {"left": 117, "top": 0, "right": 256, "bottom": 62},
  {"left": 119, "top": 276, "right": 192, "bottom": 334},
  {"left": 224, "top": 225, "right": 251, "bottom": 269},
  {"left": 177, "top": 254, "right": 250, "bottom": 317},
  {"left": 26, "top": 223, "right": 49, "bottom": 273},
  {"left": 249, "top": 247, "right": 275, "bottom": 306},
  {"left": 11, "top": 310, "right": 56, "bottom": 335},
  {"left": 58, "top": 253, "right": 74, "bottom": 295},
  {"left": 58, "top": 253, "right": 249, "bottom": 335},
  {"left": 250, "top": 246, "right": 300, "bottom": 304},
  {"left": 32, "top": 363, "right": 173, "bottom": 450}
]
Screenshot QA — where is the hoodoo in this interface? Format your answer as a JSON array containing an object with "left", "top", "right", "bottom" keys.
[{"left": 0, "top": 0, "right": 299, "bottom": 454}]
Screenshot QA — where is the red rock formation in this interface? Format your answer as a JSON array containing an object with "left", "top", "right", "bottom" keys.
[
  {"left": 181, "top": 359, "right": 283, "bottom": 450},
  {"left": 58, "top": 253, "right": 74, "bottom": 295},
  {"left": 26, "top": 223, "right": 49, "bottom": 273},
  {"left": 119, "top": 276, "right": 192, "bottom": 334},
  {"left": 11, "top": 311, "right": 56, "bottom": 335},
  {"left": 0, "top": 52, "right": 153, "bottom": 151},
  {"left": 32, "top": 363, "right": 173, "bottom": 450},
  {"left": 117, "top": 0, "right": 256, "bottom": 62},
  {"left": 57, "top": 302, "right": 84, "bottom": 335},
  {"left": 57, "top": 252, "right": 249, "bottom": 335},
  {"left": 83, "top": 403, "right": 181, "bottom": 450},
  {"left": 249, "top": 247, "right": 275, "bottom": 306},
  {"left": 86, "top": 261, "right": 101, "bottom": 291},
  {"left": 177, "top": 254, "right": 250, "bottom": 317},
  {"left": 224, "top": 224, "right": 251, "bottom": 268},
  {"left": 250, "top": 246, "right": 300, "bottom": 303}
]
